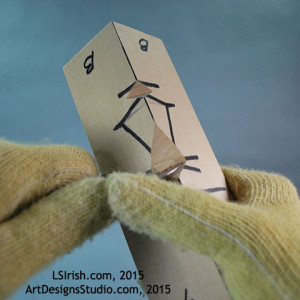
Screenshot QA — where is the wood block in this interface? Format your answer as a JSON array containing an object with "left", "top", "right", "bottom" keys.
[{"left": 64, "top": 22, "right": 230, "bottom": 300}]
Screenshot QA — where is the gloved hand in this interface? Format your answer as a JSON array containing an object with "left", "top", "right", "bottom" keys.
[
  {"left": 107, "top": 168, "right": 300, "bottom": 300},
  {"left": 2, "top": 140, "right": 299, "bottom": 300},
  {"left": 0, "top": 141, "right": 111, "bottom": 299}
]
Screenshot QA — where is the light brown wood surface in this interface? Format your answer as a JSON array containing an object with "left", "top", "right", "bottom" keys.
[
  {"left": 64, "top": 22, "right": 230, "bottom": 300},
  {"left": 127, "top": 80, "right": 152, "bottom": 99},
  {"left": 151, "top": 122, "right": 186, "bottom": 178}
]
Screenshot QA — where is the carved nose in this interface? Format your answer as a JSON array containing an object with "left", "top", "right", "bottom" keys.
[{"left": 151, "top": 122, "right": 186, "bottom": 180}]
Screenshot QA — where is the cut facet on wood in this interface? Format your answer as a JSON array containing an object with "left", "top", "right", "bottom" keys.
[
  {"left": 151, "top": 122, "right": 186, "bottom": 179},
  {"left": 127, "top": 80, "right": 152, "bottom": 99}
]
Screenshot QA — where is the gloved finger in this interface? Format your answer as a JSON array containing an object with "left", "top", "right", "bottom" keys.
[
  {"left": 222, "top": 167, "right": 299, "bottom": 207},
  {"left": 0, "top": 177, "right": 112, "bottom": 299},
  {"left": 0, "top": 140, "right": 98, "bottom": 223},
  {"left": 107, "top": 173, "right": 255, "bottom": 259}
]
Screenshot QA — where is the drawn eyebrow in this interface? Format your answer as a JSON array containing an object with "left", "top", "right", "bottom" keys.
[
  {"left": 139, "top": 81, "right": 159, "bottom": 88},
  {"left": 185, "top": 155, "right": 199, "bottom": 160},
  {"left": 203, "top": 187, "right": 227, "bottom": 193},
  {"left": 184, "top": 165, "right": 201, "bottom": 173}
]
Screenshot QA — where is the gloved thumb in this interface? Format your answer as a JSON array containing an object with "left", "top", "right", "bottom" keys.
[{"left": 107, "top": 172, "right": 245, "bottom": 257}]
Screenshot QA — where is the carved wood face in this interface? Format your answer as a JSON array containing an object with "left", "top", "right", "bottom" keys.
[{"left": 64, "top": 22, "right": 228, "bottom": 199}]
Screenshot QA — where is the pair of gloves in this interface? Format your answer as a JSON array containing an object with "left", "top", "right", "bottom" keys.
[{"left": 0, "top": 140, "right": 299, "bottom": 299}]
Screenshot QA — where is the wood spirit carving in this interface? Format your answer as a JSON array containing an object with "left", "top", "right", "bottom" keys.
[{"left": 64, "top": 22, "right": 230, "bottom": 300}]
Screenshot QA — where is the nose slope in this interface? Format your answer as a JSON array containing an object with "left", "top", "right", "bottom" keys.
[{"left": 151, "top": 122, "right": 186, "bottom": 179}]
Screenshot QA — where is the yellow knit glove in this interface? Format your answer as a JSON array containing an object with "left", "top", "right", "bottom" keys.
[
  {"left": 107, "top": 168, "right": 300, "bottom": 300},
  {"left": 0, "top": 141, "right": 111, "bottom": 299}
]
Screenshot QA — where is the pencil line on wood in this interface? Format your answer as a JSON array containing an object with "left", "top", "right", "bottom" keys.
[
  {"left": 184, "top": 165, "right": 201, "bottom": 173},
  {"left": 113, "top": 97, "right": 142, "bottom": 130},
  {"left": 121, "top": 124, "right": 151, "bottom": 153},
  {"left": 203, "top": 187, "right": 227, "bottom": 193}
]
